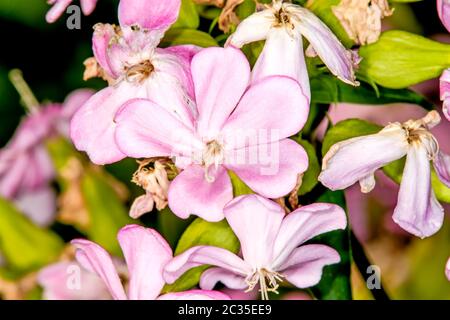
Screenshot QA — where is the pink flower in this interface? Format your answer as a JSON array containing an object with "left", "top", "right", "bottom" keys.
[
  {"left": 71, "top": 224, "right": 230, "bottom": 300},
  {"left": 71, "top": 0, "right": 200, "bottom": 165},
  {"left": 163, "top": 194, "right": 347, "bottom": 300},
  {"left": 0, "top": 89, "right": 93, "bottom": 226},
  {"left": 114, "top": 47, "right": 309, "bottom": 222},
  {"left": 440, "top": 69, "right": 450, "bottom": 121},
  {"left": 319, "top": 111, "right": 450, "bottom": 238},
  {"left": 437, "top": 0, "right": 450, "bottom": 33},
  {"left": 37, "top": 261, "right": 112, "bottom": 300},
  {"left": 226, "top": 0, "right": 359, "bottom": 100},
  {"left": 446, "top": 257, "right": 450, "bottom": 281},
  {"left": 46, "top": 0, "right": 98, "bottom": 23}
]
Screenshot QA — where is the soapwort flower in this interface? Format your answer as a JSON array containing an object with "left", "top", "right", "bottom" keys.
[
  {"left": 114, "top": 47, "right": 309, "bottom": 222},
  {"left": 319, "top": 111, "right": 450, "bottom": 238},
  {"left": 226, "top": 0, "right": 359, "bottom": 100},
  {"left": 71, "top": 0, "right": 200, "bottom": 164},
  {"left": 163, "top": 194, "right": 346, "bottom": 300},
  {"left": 71, "top": 225, "right": 230, "bottom": 300}
]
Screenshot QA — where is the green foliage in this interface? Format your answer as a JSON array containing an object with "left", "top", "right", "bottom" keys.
[
  {"left": 172, "top": 0, "right": 200, "bottom": 29},
  {"left": 294, "top": 139, "right": 320, "bottom": 196},
  {"left": 162, "top": 29, "right": 218, "bottom": 47}
]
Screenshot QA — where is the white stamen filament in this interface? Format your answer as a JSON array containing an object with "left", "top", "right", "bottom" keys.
[
  {"left": 245, "top": 268, "right": 284, "bottom": 301},
  {"left": 202, "top": 140, "right": 224, "bottom": 183}
]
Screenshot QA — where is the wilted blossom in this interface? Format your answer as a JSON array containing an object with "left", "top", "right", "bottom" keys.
[
  {"left": 114, "top": 47, "right": 309, "bottom": 222},
  {"left": 0, "top": 89, "right": 93, "bottom": 226},
  {"left": 319, "top": 111, "right": 450, "bottom": 238},
  {"left": 71, "top": 0, "right": 200, "bottom": 165},
  {"left": 164, "top": 194, "right": 346, "bottom": 300},
  {"left": 438, "top": 0, "right": 450, "bottom": 33},
  {"left": 71, "top": 225, "right": 230, "bottom": 300},
  {"left": 129, "top": 159, "right": 170, "bottom": 219},
  {"left": 440, "top": 69, "right": 450, "bottom": 121},
  {"left": 37, "top": 261, "right": 112, "bottom": 300},
  {"left": 226, "top": 0, "right": 359, "bottom": 100},
  {"left": 46, "top": 0, "right": 98, "bottom": 23}
]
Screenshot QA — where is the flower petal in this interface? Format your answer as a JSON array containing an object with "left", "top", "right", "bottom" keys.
[
  {"left": 92, "top": 24, "right": 119, "bottom": 79},
  {"left": 223, "top": 194, "right": 284, "bottom": 267},
  {"left": 129, "top": 194, "right": 155, "bottom": 219},
  {"left": 71, "top": 239, "right": 127, "bottom": 300},
  {"left": 158, "top": 290, "right": 231, "bottom": 300},
  {"left": 226, "top": 9, "right": 274, "bottom": 48},
  {"left": 226, "top": 139, "right": 308, "bottom": 199},
  {"left": 438, "top": 0, "right": 450, "bottom": 33},
  {"left": 439, "top": 69, "right": 450, "bottom": 121},
  {"left": 392, "top": 145, "right": 445, "bottom": 238},
  {"left": 277, "top": 244, "right": 340, "bottom": 288},
  {"left": 118, "top": 0, "right": 181, "bottom": 31},
  {"left": 70, "top": 83, "right": 146, "bottom": 164},
  {"left": 446, "top": 257, "right": 450, "bottom": 281},
  {"left": 167, "top": 165, "right": 233, "bottom": 222},
  {"left": 272, "top": 203, "right": 347, "bottom": 269},
  {"left": 14, "top": 187, "right": 56, "bottom": 227},
  {"left": 290, "top": 5, "right": 359, "bottom": 85},
  {"left": 115, "top": 98, "right": 201, "bottom": 159},
  {"left": 80, "top": 0, "right": 98, "bottom": 15},
  {"left": 163, "top": 246, "right": 250, "bottom": 285},
  {"left": 118, "top": 225, "right": 172, "bottom": 300},
  {"left": 222, "top": 76, "right": 309, "bottom": 148},
  {"left": 319, "top": 126, "right": 408, "bottom": 191},
  {"left": 251, "top": 28, "right": 311, "bottom": 100},
  {"left": 46, "top": 0, "right": 72, "bottom": 23},
  {"left": 434, "top": 151, "right": 450, "bottom": 187},
  {"left": 192, "top": 47, "right": 251, "bottom": 138},
  {"left": 199, "top": 267, "right": 248, "bottom": 290}
]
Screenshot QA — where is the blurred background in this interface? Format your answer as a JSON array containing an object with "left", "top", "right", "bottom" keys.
[{"left": 0, "top": 0, "right": 448, "bottom": 300}]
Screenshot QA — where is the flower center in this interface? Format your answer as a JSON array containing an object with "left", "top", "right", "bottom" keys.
[
  {"left": 245, "top": 268, "right": 284, "bottom": 301},
  {"left": 202, "top": 140, "right": 225, "bottom": 183},
  {"left": 125, "top": 60, "right": 154, "bottom": 84}
]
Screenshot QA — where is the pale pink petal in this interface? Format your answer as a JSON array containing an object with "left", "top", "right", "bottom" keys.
[
  {"left": 118, "top": 225, "right": 172, "bottom": 300},
  {"left": 446, "top": 257, "right": 450, "bottom": 281},
  {"left": 199, "top": 267, "right": 248, "bottom": 290},
  {"left": 46, "top": 0, "right": 73, "bottom": 23},
  {"left": 226, "top": 9, "right": 273, "bottom": 48},
  {"left": 434, "top": 151, "right": 450, "bottom": 187},
  {"left": 226, "top": 139, "right": 308, "bottom": 199},
  {"left": 222, "top": 76, "right": 309, "bottom": 148},
  {"left": 163, "top": 246, "right": 250, "bottom": 285},
  {"left": 439, "top": 69, "right": 450, "bottom": 121},
  {"left": 393, "top": 145, "right": 445, "bottom": 238},
  {"left": 61, "top": 89, "right": 95, "bottom": 121},
  {"left": 223, "top": 194, "right": 284, "bottom": 267},
  {"left": 71, "top": 239, "right": 127, "bottom": 300},
  {"left": 251, "top": 28, "right": 311, "bottom": 100},
  {"left": 272, "top": 203, "right": 347, "bottom": 269},
  {"left": 290, "top": 5, "right": 358, "bottom": 85},
  {"left": 70, "top": 83, "right": 145, "bottom": 165},
  {"left": 319, "top": 128, "right": 408, "bottom": 191},
  {"left": 38, "top": 261, "right": 111, "bottom": 300},
  {"left": 80, "top": 0, "right": 98, "bottom": 15},
  {"left": 438, "top": 0, "right": 450, "bottom": 33},
  {"left": 277, "top": 244, "right": 340, "bottom": 288},
  {"left": 0, "top": 152, "right": 29, "bottom": 198},
  {"left": 129, "top": 194, "right": 155, "bottom": 219},
  {"left": 114, "top": 98, "right": 201, "bottom": 159},
  {"left": 167, "top": 165, "right": 233, "bottom": 222},
  {"left": 158, "top": 290, "right": 231, "bottom": 300},
  {"left": 192, "top": 47, "right": 250, "bottom": 138},
  {"left": 92, "top": 24, "right": 119, "bottom": 79},
  {"left": 14, "top": 187, "right": 57, "bottom": 227},
  {"left": 118, "top": 0, "right": 181, "bottom": 31}
]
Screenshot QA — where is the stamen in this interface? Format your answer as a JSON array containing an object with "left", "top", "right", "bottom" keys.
[
  {"left": 245, "top": 268, "right": 284, "bottom": 301},
  {"left": 125, "top": 60, "right": 154, "bottom": 83},
  {"left": 8, "top": 69, "right": 40, "bottom": 114},
  {"left": 202, "top": 140, "right": 224, "bottom": 183}
]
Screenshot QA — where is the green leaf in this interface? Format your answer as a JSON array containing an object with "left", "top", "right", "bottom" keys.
[
  {"left": 229, "top": 170, "right": 254, "bottom": 196},
  {"left": 306, "top": 0, "right": 354, "bottom": 48},
  {"left": 162, "top": 218, "right": 240, "bottom": 293},
  {"left": 157, "top": 207, "right": 194, "bottom": 249},
  {"left": 172, "top": 0, "right": 200, "bottom": 29},
  {"left": 321, "top": 119, "right": 382, "bottom": 156},
  {"left": 162, "top": 29, "right": 218, "bottom": 48},
  {"left": 310, "top": 190, "right": 352, "bottom": 300},
  {"left": 294, "top": 139, "right": 320, "bottom": 195},
  {"left": 81, "top": 170, "right": 134, "bottom": 256},
  {"left": 358, "top": 31, "right": 450, "bottom": 89},
  {"left": 0, "top": 198, "right": 64, "bottom": 276},
  {"left": 311, "top": 75, "right": 434, "bottom": 110}
]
